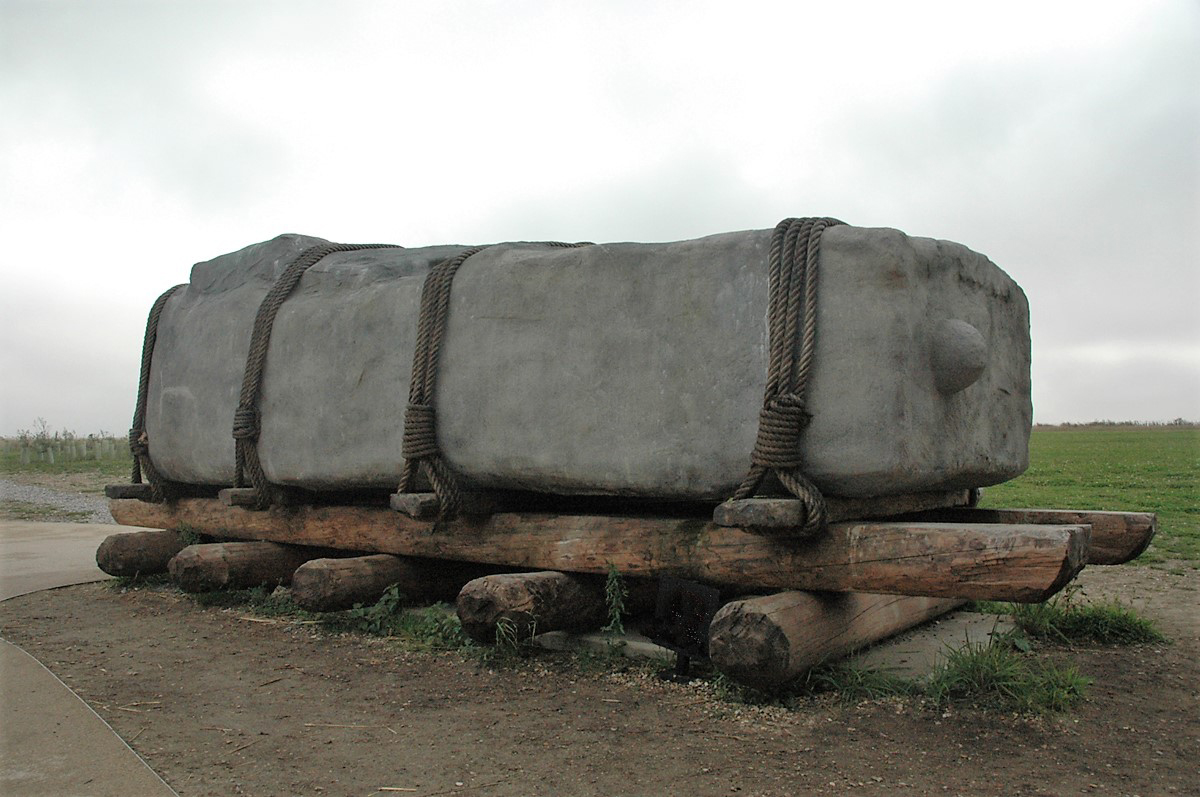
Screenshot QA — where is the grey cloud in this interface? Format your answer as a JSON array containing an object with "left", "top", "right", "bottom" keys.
[{"left": 2, "top": 1, "right": 294, "bottom": 212}]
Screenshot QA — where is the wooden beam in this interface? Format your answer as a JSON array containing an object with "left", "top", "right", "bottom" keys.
[
  {"left": 713, "top": 490, "right": 973, "bottom": 530},
  {"left": 111, "top": 498, "right": 1087, "bottom": 602},
  {"left": 167, "top": 541, "right": 321, "bottom": 593},
  {"left": 104, "top": 484, "right": 154, "bottom": 501},
  {"left": 906, "top": 508, "right": 1155, "bottom": 565},
  {"left": 389, "top": 491, "right": 497, "bottom": 519},
  {"left": 709, "top": 591, "right": 963, "bottom": 690},
  {"left": 95, "top": 529, "right": 188, "bottom": 577},
  {"left": 218, "top": 488, "right": 260, "bottom": 507}
]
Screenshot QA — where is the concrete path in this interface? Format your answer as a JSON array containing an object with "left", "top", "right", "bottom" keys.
[
  {"left": 0, "top": 520, "right": 178, "bottom": 796},
  {"left": 0, "top": 521, "right": 117, "bottom": 601}
]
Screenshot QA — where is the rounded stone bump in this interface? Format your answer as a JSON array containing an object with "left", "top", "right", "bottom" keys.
[{"left": 931, "top": 319, "right": 987, "bottom": 394}]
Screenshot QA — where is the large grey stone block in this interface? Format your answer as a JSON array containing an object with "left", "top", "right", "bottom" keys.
[{"left": 144, "top": 225, "right": 1030, "bottom": 499}]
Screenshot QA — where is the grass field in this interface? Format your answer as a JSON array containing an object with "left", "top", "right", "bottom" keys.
[
  {"left": 980, "top": 426, "right": 1199, "bottom": 564},
  {"left": 0, "top": 437, "right": 132, "bottom": 493}
]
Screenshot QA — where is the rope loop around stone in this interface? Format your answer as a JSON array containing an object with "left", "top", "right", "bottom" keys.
[
  {"left": 398, "top": 240, "right": 593, "bottom": 519},
  {"left": 128, "top": 283, "right": 186, "bottom": 503},
  {"left": 729, "top": 217, "right": 845, "bottom": 537},
  {"left": 401, "top": 403, "right": 438, "bottom": 460},
  {"left": 231, "top": 407, "right": 260, "bottom": 441},
  {"left": 750, "top": 393, "right": 810, "bottom": 470},
  {"left": 234, "top": 242, "right": 403, "bottom": 508},
  {"left": 128, "top": 428, "right": 149, "bottom": 458}
]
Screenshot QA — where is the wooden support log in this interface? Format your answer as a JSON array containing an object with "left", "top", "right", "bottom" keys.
[
  {"left": 111, "top": 498, "right": 1089, "bottom": 602},
  {"left": 167, "top": 541, "right": 319, "bottom": 593},
  {"left": 709, "top": 591, "right": 963, "bottom": 690},
  {"left": 291, "top": 555, "right": 499, "bottom": 611},
  {"left": 906, "top": 508, "right": 1156, "bottom": 565},
  {"left": 456, "top": 571, "right": 657, "bottom": 644},
  {"left": 457, "top": 571, "right": 606, "bottom": 644},
  {"left": 104, "top": 484, "right": 155, "bottom": 501},
  {"left": 713, "top": 490, "right": 973, "bottom": 530},
  {"left": 95, "top": 529, "right": 189, "bottom": 577}
]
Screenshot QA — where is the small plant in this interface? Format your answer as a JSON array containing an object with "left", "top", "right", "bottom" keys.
[
  {"left": 176, "top": 524, "right": 204, "bottom": 547},
  {"left": 494, "top": 616, "right": 521, "bottom": 651},
  {"left": 108, "top": 572, "right": 173, "bottom": 591},
  {"left": 192, "top": 588, "right": 257, "bottom": 608},
  {"left": 602, "top": 564, "right": 628, "bottom": 636},
  {"left": 801, "top": 662, "right": 916, "bottom": 702},
  {"left": 323, "top": 584, "right": 409, "bottom": 635},
  {"left": 480, "top": 615, "right": 538, "bottom": 666},
  {"left": 391, "top": 605, "right": 469, "bottom": 650}
]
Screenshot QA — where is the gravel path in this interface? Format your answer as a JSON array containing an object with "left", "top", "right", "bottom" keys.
[{"left": 0, "top": 479, "right": 114, "bottom": 523}]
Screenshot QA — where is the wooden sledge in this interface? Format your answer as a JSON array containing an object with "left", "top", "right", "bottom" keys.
[
  {"left": 105, "top": 489, "right": 1153, "bottom": 604},
  {"left": 102, "top": 487, "right": 1154, "bottom": 688}
]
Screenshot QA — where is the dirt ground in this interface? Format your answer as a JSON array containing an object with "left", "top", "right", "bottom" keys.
[{"left": 0, "top": 558, "right": 1196, "bottom": 797}]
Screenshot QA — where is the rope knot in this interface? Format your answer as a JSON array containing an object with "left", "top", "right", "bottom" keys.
[
  {"left": 232, "top": 407, "right": 261, "bottom": 441},
  {"left": 128, "top": 428, "right": 149, "bottom": 457},
  {"left": 750, "top": 393, "right": 810, "bottom": 469},
  {"left": 402, "top": 403, "right": 439, "bottom": 460}
]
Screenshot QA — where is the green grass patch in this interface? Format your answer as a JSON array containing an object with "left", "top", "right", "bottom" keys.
[
  {"left": 971, "top": 588, "right": 1166, "bottom": 645},
  {"left": 107, "top": 572, "right": 174, "bottom": 591},
  {"left": 0, "top": 499, "right": 92, "bottom": 522},
  {"left": 980, "top": 426, "right": 1199, "bottom": 564},
  {"left": 798, "top": 661, "right": 917, "bottom": 702},
  {"left": 926, "top": 638, "right": 1091, "bottom": 713},
  {"left": 321, "top": 587, "right": 470, "bottom": 650},
  {"left": 707, "top": 635, "right": 1089, "bottom": 714}
]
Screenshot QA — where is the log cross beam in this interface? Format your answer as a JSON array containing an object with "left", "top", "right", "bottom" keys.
[{"left": 110, "top": 498, "right": 1090, "bottom": 603}]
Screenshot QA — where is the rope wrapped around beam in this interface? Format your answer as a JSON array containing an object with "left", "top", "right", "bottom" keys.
[
  {"left": 730, "top": 217, "right": 845, "bottom": 537},
  {"left": 234, "top": 242, "right": 402, "bottom": 510},
  {"left": 129, "top": 283, "right": 186, "bottom": 502},
  {"left": 398, "top": 241, "right": 591, "bottom": 519}
]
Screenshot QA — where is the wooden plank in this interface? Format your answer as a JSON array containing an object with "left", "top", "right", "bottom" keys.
[
  {"left": 104, "top": 484, "right": 154, "bottom": 501},
  {"left": 907, "top": 508, "right": 1156, "bottom": 565},
  {"left": 111, "top": 498, "right": 1087, "bottom": 602},
  {"left": 218, "top": 488, "right": 260, "bottom": 507},
  {"left": 390, "top": 491, "right": 497, "bottom": 519},
  {"left": 713, "top": 490, "right": 974, "bottom": 529},
  {"left": 709, "top": 591, "right": 963, "bottom": 690}
]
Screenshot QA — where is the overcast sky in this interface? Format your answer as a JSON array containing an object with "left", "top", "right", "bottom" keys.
[{"left": 2, "top": 0, "right": 1197, "bottom": 436}]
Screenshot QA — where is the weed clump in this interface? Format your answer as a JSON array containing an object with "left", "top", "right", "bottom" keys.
[
  {"left": 1011, "top": 597, "right": 1166, "bottom": 645},
  {"left": 926, "top": 638, "right": 1091, "bottom": 713},
  {"left": 970, "top": 587, "right": 1166, "bottom": 645},
  {"left": 801, "top": 662, "right": 917, "bottom": 702}
]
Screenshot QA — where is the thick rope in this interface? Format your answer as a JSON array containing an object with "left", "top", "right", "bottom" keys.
[
  {"left": 731, "top": 217, "right": 844, "bottom": 536},
  {"left": 398, "top": 241, "right": 591, "bottom": 519},
  {"left": 129, "top": 284, "right": 186, "bottom": 502},
  {"left": 234, "top": 242, "right": 402, "bottom": 510}
]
